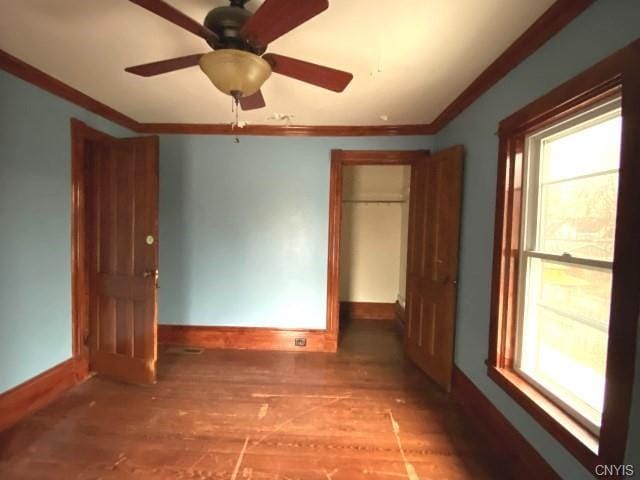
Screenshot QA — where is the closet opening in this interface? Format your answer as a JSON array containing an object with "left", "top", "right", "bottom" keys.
[
  {"left": 326, "top": 147, "right": 464, "bottom": 390},
  {"left": 339, "top": 162, "right": 411, "bottom": 350}
]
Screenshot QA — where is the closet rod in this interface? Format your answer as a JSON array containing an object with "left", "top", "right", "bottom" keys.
[{"left": 342, "top": 200, "right": 405, "bottom": 204}]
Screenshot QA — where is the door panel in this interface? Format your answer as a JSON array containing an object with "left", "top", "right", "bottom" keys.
[
  {"left": 86, "top": 136, "right": 159, "bottom": 384},
  {"left": 405, "top": 145, "right": 464, "bottom": 391}
]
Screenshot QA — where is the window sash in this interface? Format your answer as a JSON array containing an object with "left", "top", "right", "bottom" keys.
[
  {"left": 514, "top": 254, "right": 611, "bottom": 433},
  {"left": 514, "top": 96, "right": 621, "bottom": 436},
  {"left": 521, "top": 251, "right": 612, "bottom": 270},
  {"left": 520, "top": 97, "right": 622, "bottom": 261}
]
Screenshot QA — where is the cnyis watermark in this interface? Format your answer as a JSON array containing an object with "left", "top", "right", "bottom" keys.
[{"left": 595, "top": 464, "right": 635, "bottom": 477}]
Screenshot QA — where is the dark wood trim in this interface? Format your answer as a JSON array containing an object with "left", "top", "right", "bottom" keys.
[
  {"left": 136, "top": 123, "right": 435, "bottom": 136},
  {"left": 488, "top": 134, "right": 509, "bottom": 368},
  {"left": 499, "top": 80, "right": 621, "bottom": 136},
  {"left": 327, "top": 150, "right": 427, "bottom": 348},
  {"left": 0, "top": 49, "right": 140, "bottom": 132},
  {"left": 0, "top": 358, "right": 84, "bottom": 432},
  {"left": 599, "top": 38, "right": 640, "bottom": 468},
  {"left": 71, "top": 119, "right": 116, "bottom": 380},
  {"left": 488, "top": 366, "right": 598, "bottom": 470},
  {"left": 488, "top": 38, "right": 640, "bottom": 473},
  {"left": 325, "top": 151, "right": 343, "bottom": 348},
  {"left": 431, "top": 0, "right": 594, "bottom": 131},
  {"left": 451, "top": 366, "right": 561, "bottom": 480},
  {"left": 158, "top": 325, "right": 336, "bottom": 353},
  {"left": 338, "top": 150, "right": 426, "bottom": 165},
  {"left": 0, "top": 51, "right": 428, "bottom": 136},
  {"left": 395, "top": 301, "right": 406, "bottom": 332},
  {"left": 339, "top": 302, "right": 396, "bottom": 321}
]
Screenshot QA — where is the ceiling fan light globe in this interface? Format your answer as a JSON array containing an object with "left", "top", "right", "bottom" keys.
[{"left": 199, "top": 49, "right": 271, "bottom": 97}]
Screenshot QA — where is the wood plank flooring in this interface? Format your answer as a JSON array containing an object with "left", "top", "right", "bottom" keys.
[{"left": 0, "top": 319, "right": 505, "bottom": 479}]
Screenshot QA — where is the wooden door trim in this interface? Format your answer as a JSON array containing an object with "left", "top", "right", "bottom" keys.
[
  {"left": 70, "top": 119, "right": 116, "bottom": 379},
  {"left": 326, "top": 150, "right": 429, "bottom": 349}
]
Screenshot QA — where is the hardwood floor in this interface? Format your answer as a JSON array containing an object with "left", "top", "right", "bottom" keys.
[{"left": 0, "top": 319, "right": 504, "bottom": 479}]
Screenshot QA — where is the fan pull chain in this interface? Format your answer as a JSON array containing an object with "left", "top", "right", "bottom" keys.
[{"left": 233, "top": 96, "right": 240, "bottom": 143}]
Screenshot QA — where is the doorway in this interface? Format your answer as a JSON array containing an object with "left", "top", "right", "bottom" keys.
[
  {"left": 339, "top": 163, "right": 410, "bottom": 322},
  {"left": 71, "top": 119, "right": 160, "bottom": 385},
  {"left": 326, "top": 147, "right": 464, "bottom": 390}
]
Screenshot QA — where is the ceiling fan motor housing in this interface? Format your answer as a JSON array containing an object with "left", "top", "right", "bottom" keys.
[{"left": 204, "top": 3, "right": 263, "bottom": 54}]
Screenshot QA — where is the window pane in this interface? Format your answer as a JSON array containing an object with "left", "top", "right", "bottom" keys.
[
  {"left": 535, "top": 112, "right": 621, "bottom": 261},
  {"left": 519, "top": 258, "right": 611, "bottom": 427},
  {"left": 541, "top": 114, "right": 621, "bottom": 183},
  {"left": 538, "top": 172, "right": 618, "bottom": 260}
]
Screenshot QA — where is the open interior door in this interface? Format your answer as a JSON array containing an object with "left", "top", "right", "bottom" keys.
[
  {"left": 85, "top": 135, "right": 159, "bottom": 384},
  {"left": 405, "top": 145, "right": 464, "bottom": 391}
]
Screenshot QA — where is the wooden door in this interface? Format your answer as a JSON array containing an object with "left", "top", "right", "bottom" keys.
[
  {"left": 85, "top": 135, "right": 159, "bottom": 384},
  {"left": 405, "top": 145, "right": 464, "bottom": 391}
]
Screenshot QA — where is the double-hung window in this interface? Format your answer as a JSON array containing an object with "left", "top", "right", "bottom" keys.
[
  {"left": 516, "top": 97, "right": 621, "bottom": 435},
  {"left": 488, "top": 40, "right": 640, "bottom": 473}
]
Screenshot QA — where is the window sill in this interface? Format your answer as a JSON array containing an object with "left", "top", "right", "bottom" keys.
[{"left": 487, "top": 365, "right": 600, "bottom": 471}]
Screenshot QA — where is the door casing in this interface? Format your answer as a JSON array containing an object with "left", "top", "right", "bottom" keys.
[
  {"left": 325, "top": 150, "right": 428, "bottom": 350},
  {"left": 327, "top": 147, "right": 464, "bottom": 391}
]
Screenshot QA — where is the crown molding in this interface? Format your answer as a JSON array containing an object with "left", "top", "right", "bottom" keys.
[
  {"left": 0, "top": 48, "right": 141, "bottom": 132},
  {"left": 430, "top": 0, "right": 593, "bottom": 131},
  {"left": 135, "top": 123, "right": 435, "bottom": 136},
  {"left": 0, "top": 0, "right": 593, "bottom": 136}
]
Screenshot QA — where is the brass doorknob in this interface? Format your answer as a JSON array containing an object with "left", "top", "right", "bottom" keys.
[{"left": 143, "top": 269, "right": 159, "bottom": 288}]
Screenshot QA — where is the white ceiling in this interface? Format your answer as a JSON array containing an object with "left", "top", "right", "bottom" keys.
[{"left": 0, "top": 0, "right": 555, "bottom": 126}]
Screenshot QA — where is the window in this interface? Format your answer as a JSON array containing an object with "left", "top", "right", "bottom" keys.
[
  {"left": 516, "top": 98, "right": 621, "bottom": 435},
  {"left": 488, "top": 40, "right": 640, "bottom": 473}
]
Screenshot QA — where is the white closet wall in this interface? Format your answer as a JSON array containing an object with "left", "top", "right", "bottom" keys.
[{"left": 340, "top": 165, "right": 410, "bottom": 303}]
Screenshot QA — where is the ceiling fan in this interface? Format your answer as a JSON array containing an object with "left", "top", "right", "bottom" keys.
[{"left": 125, "top": 0, "right": 354, "bottom": 111}]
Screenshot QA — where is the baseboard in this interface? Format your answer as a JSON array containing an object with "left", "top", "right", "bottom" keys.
[
  {"left": 394, "top": 300, "right": 406, "bottom": 332},
  {"left": 0, "top": 357, "right": 85, "bottom": 432},
  {"left": 158, "top": 325, "right": 337, "bottom": 353},
  {"left": 451, "top": 366, "right": 561, "bottom": 480},
  {"left": 339, "top": 302, "right": 396, "bottom": 321}
]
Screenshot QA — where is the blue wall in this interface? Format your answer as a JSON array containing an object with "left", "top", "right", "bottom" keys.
[
  {"left": 0, "top": 68, "right": 432, "bottom": 393},
  {"left": 159, "top": 135, "right": 432, "bottom": 329},
  {"left": 2, "top": 2, "right": 638, "bottom": 477},
  {"left": 435, "top": 1, "right": 640, "bottom": 477},
  {"left": 0, "top": 70, "right": 132, "bottom": 393}
]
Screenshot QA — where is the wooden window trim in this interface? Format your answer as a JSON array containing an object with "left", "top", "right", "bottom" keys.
[{"left": 488, "top": 39, "right": 640, "bottom": 473}]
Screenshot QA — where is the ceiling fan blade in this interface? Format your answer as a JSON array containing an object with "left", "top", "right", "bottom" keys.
[
  {"left": 125, "top": 54, "right": 205, "bottom": 77},
  {"left": 263, "top": 53, "right": 353, "bottom": 92},
  {"left": 241, "top": 0, "right": 328, "bottom": 48},
  {"left": 240, "top": 90, "right": 266, "bottom": 110},
  {"left": 129, "top": 0, "right": 218, "bottom": 42}
]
